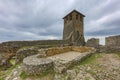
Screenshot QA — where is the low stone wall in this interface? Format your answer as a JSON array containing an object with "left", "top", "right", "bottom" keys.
[
  {"left": 0, "top": 53, "right": 13, "bottom": 68},
  {"left": 99, "top": 45, "right": 106, "bottom": 53},
  {"left": 0, "top": 40, "right": 70, "bottom": 53},
  {"left": 86, "top": 38, "right": 99, "bottom": 48},
  {"left": 16, "top": 47, "right": 39, "bottom": 63},
  {"left": 23, "top": 46, "right": 94, "bottom": 75},
  {"left": 45, "top": 46, "right": 93, "bottom": 56},
  {"left": 23, "top": 54, "right": 53, "bottom": 75},
  {"left": 105, "top": 35, "right": 120, "bottom": 52},
  {"left": 17, "top": 46, "right": 93, "bottom": 63},
  {"left": 85, "top": 35, "right": 120, "bottom": 53},
  {"left": 0, "top": 40, "right": 69, "bottom": 67},
  {"left": 106, "top": 35, "right": 120, "bottom": 47}
]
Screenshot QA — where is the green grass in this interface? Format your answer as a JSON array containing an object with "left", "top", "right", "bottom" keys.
[
  {"left": 0, "top": 64, "right": 20, "bottom": 79},
  {"left": 80, "top": 53, "right": 102, "bottom": 65},
  {"left": 20, "top": 71, "right": 28, "bottom": 79},
  {"left": 24, "top": 71, "right": 55, "bottom": 80},
  {"left": 69, "top": 53, "right": 102, "bottom": 70},
  {"left": 0, "top": 78, "right": 5, "bottom": 80},
  {"left": 21, "top": 44, "right": 58, "bottom": 49},
  {"left": 116, "top": 52, "right": 120, "bottom": 58},
  {"left": 10, "top": 58, "right": 16, "bottom": 65}
]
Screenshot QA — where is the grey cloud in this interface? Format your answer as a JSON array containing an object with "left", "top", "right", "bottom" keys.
[{"left": 0, "top": 0, "right": 119, "bottom": 42}]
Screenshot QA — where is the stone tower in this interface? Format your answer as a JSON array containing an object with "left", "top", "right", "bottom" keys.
[{"left": 63, "top": 10, "right": 85, "bottom": 46}]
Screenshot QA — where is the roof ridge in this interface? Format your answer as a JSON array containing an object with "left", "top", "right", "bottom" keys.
[{"left": 63, "top": 10, "right": 85, "bottom": 19}]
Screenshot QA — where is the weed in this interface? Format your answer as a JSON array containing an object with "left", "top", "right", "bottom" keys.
[
  {"left": 80, "top": 53, "right": 101, "bottom": 65},
  {"left": 0, "top": 78, "right": 5, "bottom": 80},
  {"left": 10, "top": 59, "right": 16, "bottom": 65},
  {"left": 116, "top": 52, "right": 120, "bottom": 57},
  {"left": 20, "top": 71, "right": 27, "bottom": 79}
]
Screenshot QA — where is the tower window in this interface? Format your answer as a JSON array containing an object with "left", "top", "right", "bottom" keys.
[
  {"left": 76, "top": 14, "right": 78, "bottom": 20},
  {"left": 70, "top": 14, "right": 72, "bottom": 20},
  {"left": 66, "top": 17, "right": 68, "bottom": 20},
  {"left": 80, "top": 16, "right": 82, "bottom": 21},
  {"left": 65, "top": 20, "right": 67, "bottom": 24}
]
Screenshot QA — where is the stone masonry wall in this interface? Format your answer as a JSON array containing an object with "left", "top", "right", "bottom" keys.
[
  {"left": 105, "top": 35, "right": 120, "bottom": 52},
  {"left": 86, "top": 38, "right": 99, "bottom": 48},
  {"left": 0, "top": 40, "right": 70, "bottom": 67},
  {"left": 23, "top": 46, "right": 94, "bottom": 75},
  {"left": 0, "top": 40, "right": 70, "bottom": 53},
  {"left": 23, "top": 54, "right": 53, "bottom": 75},
  {"left": 106, "top": 35, "right": 120, "bottom": 47}
]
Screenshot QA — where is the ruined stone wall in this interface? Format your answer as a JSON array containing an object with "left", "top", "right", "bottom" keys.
[
  {"left": 0, "top": 40, "right": 70, "bottom": 53},
  {"left": 105, "top": 35, "right": 120, "bottom": 52},
  {"left": 86, "top": 38, "right": 99, "bottom": 48},
  {"left": 106, "top": 35, "right": 120, "bottom": 47},
  {"left": 23, "top": 55, "right": 53, "bottom": 75},
  {"left": 23, "top": 46, "right": 94, "bottom": 75},
  {"left": 85, "top": 35, "right": 120, "bottom": 53},
  {"left": 16, "top": 46, "right": 94, "bottom": 63}
]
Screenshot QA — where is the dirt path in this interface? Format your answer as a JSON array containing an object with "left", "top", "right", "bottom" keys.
[
  {"left": 98, "top": 53, "right": 120, "bottom": 70},
  {"left": 63, "top": 53, "right": 120, "bottom": 80},
  {"left": 85, "top": 53, "right": 120, "bottom": 80}
]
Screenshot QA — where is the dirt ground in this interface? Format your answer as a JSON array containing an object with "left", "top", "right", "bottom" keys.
[
  {"left": 1, "top": 53, "right": 120, "bottom": 80},
  {"left": 28, "top": 53, "right": 120, "bottom": 80}
]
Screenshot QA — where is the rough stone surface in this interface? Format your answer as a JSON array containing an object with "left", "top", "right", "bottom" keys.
[
  {"left": 99, "top": 45, "right": 106, "bottom": 53},
  {"left": 0, "top": 40, "right": 69, "bottom": 67},
  {"left": 16, "top": 46, "right": 39, "bottom": 63},
  {"left": 86, "top": 38, "right": 99, "bottom": 48},
  {"left": 16, "top": 46, "right": 93, "bottom": 64},
  {"left": 87, "top": 35, "right": 120, "bottom": 53},
  {"left": 105, "top": 35, "right": 120, "bottom": 52},
  {"left": 23, "top": 54, "right": 53, "bottom": 75},
  {"left": 49, "top": 51, "right": 92, "bottom": 73},
  {"left": 5, "top": 64, "right": 23, "bottom": 80},
  {"left": 63, "top": 10, "right": 85, "bottom": 46},
  {"left": 106, "top": 35, "right": 120, "bottom": 47},
  {"left": 0, "top": 40, "right": 70, "bottom": 53},
  {"left": 23, "top": 46, "right": 94, "bottom": 75},
  {"left": 2, "top": 53, "right": 120, "bottom": 80},
  {"left": 0, "top": 53, "right": 13, "bottom": 68},
  {"left": 53, "top": 53, "right": 120, "bottom": 80}
]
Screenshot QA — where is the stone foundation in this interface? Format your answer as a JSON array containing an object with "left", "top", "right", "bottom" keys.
[
  {"left": 23, "top": 54, "right": 53, "bottom": 75},
  {"left": 23, "top": 46, "right": 94, "bottom": 75}
]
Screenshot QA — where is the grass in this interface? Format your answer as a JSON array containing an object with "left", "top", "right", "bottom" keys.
[
  {"left": 10, "top": 58, "right": 16, "bottom": 65},
  {"left": 0, "top": 78, "right": 5, "bottom": 80},
  {"left": 80, "top": 53, "right": 102, "bottom": 65},
  {"left": 0, "top": 64, "right": 20, "bottom": 79},
  {"left": 21, "top": 44, "right": 58, "bottom": 49},
  {"left": 20, "top": 71, "right": 28, "bottom": 79},
  {"left": 25, "top": 71, "right": 55, "bottom": 80},
  {"left": 27, "top": 73, "right": 55, "bottom": 80},
  {"left": 116, "top": 52, "right": 120, "bottom": 57},
  {"left": 69, "top": 53, "right": 102, "bottom": 70}
]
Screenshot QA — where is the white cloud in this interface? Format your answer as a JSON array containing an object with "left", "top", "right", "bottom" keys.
[
  {"left": 0, "top": 0, "right": 119, "bottom": 42},
  {"left": 85, "top": 10, "right": 120, "bottom": 32}
]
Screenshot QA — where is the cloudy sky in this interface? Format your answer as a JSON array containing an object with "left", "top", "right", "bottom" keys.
[{"left": 0, "top": 0, "right": 120, "bottom": 44}]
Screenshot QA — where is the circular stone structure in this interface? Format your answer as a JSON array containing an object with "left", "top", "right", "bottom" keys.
[
  {"left": 23, "top": 54, "right": 53, "bottom": 75},
  {"left": 23, "top": 46, "right": 95, "bottom": 75}
]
